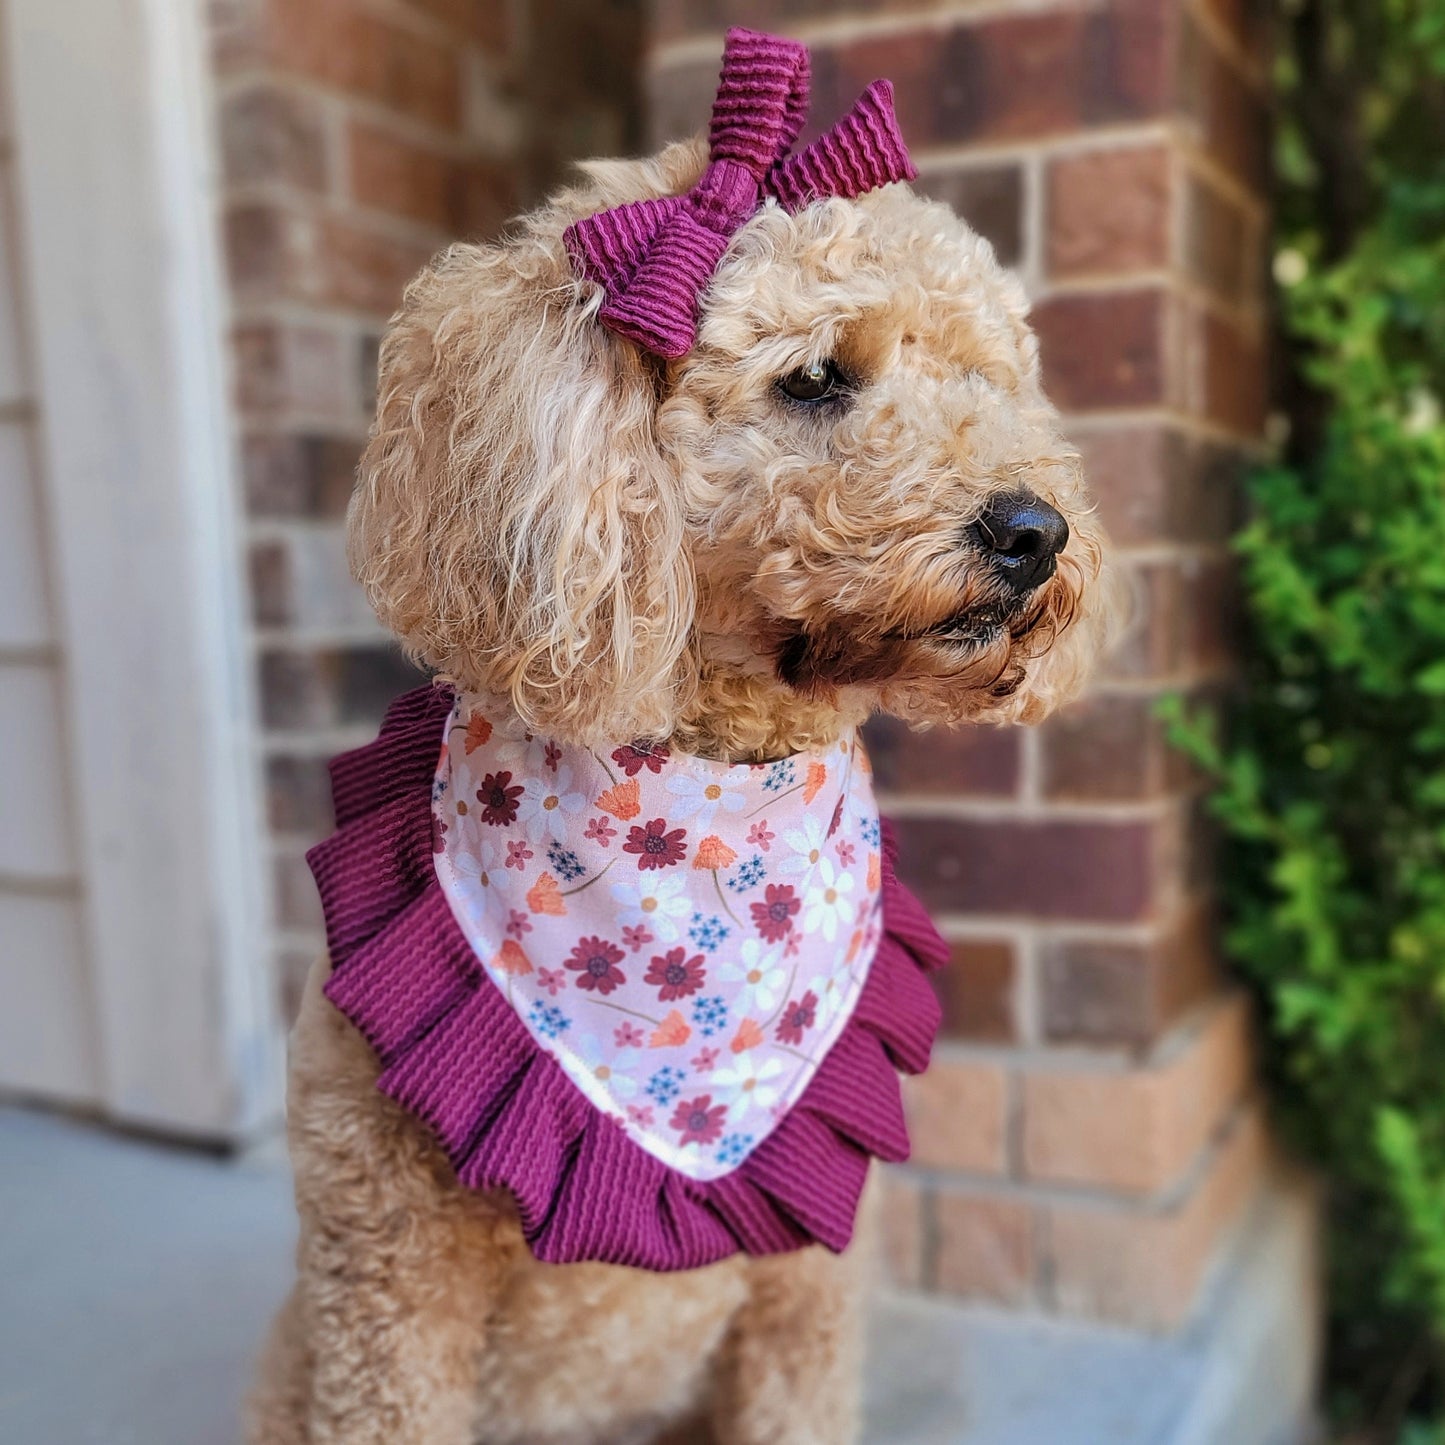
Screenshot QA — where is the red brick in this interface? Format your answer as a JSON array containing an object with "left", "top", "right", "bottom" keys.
[
  {"left": 1203, "top": 309, "right": 1268, "bottom": 438},
  {"left": 879, "top": 1169, "right": 929, "bottom": 1290},
  {"left": 259, "top": 645, "right": 427, "bottom": 730},
  {"left": 1183, "top": 169, "right": 1248, "bottom": 306},
  {"left": 1179, "top": 15, "right": 1268, "bottom": 194},
  {"left": 403, "top": 0, "right": 511, "bottom": 53},
  {"left": 1043, "top": 1104, "right": 1265, "bottom": 1328},
  {"left": 220, "top": 84, "right": 330, "bottom": 193},
  {"left": 233, "top": 321, "right": 353, "bottom": 419},
  {"left": 1033, "top": 290, "right": 1166, "bottom": 412},
  {"left": 1040, "top": 692, "right": 1171, "bottom": 803},
  {"left": 934, "top": 937, "right": 1018, "bottom": 1044},
  {"left": 1022, "top": 992, "right": 1252, "bottom": 1195},
  {"left": 891, "top": 815, "right": 1162, "bottom": 923},
  {"left": 318, "top": 213, "right": 438, "bottom": 313},
  {"left": 266, "top": 753, "right": 337, "bottom": 835},
  {"left": 348, "top": 121, "right": 457, "bottom": 230},
  {"left": 903, "top": 1059, "right": 1009, "bottom": 1173},
  {"left": 259, "top": 0, "right": 464, "bottom": 131},
  {"left": 866, "top": 715, "right": 1020, "bottom": 798},
  {"left": 1081, "top": 0, "right": 1180, "bottom": 125},
  {"left": 1104, "top": 556, "right": 1234, "bottom": 685},
  {"left": 1042, "top": 903, "right": 1220, "bottom": 1048},
  {"left": 241, "top": 430, "right": 365, "bottom": 519},
  {"left": 934, "top": 1192, "right": 1034, "bottom": 1305},
  {"left": 1047, "top": 144, "right": 1171, "bottom": 280},
  {"left": 916, "top": 163, "right": 1024, "bottom": 267},
  {"left": 273, "top": 847, "right": 323, "bottom": 930},
  {"left": 249, "top": 539, "right": 291, "bottom": 626}
]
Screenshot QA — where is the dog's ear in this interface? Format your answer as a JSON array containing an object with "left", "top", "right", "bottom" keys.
[{"left": 349, "top": 146, "right": 705, "bottom": 745}]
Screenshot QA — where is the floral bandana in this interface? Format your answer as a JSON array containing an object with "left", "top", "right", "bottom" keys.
[{"left": 431, "top": 693, "right": 884, "bottom": 1182}]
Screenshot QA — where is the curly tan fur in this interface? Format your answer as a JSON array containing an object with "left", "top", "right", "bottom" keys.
[{"left": 252, "top": 136, "right": 1113, "bottom": 1444}]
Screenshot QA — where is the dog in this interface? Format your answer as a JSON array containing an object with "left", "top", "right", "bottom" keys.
[{"left": 248, "top": 30, "right": 1111, "bottom": 1445}]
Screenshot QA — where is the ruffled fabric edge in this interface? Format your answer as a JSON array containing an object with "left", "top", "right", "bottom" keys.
[{"left": 309, "top": 683, "right": 948, "bottom": 1270}]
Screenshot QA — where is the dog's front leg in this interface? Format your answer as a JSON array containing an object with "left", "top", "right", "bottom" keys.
[
  {"left": 707, "top": 1243, "right": 867, "bottom": 1445},
  {"left": 249, "top": 957, "right": 508, "bottom": 1445}
]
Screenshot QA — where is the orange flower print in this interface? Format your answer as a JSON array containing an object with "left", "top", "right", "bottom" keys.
[
  {"left": 595, "top": 777, "right": 641, "bottom": 821},
  {"left": 525, "top": 871, "right": 566, "bottom": 916},
  {"left": 729, "top": 1017, "right": 764, "bottom": 1054},
  {"left": 866, "top": 850, "right": 881, "bottom": 891},
  {"left": 495, "top": 938, "right": 533, "bottom": 975},
  {"left": 463, "top": 712, "right": 493, "bottom": 753},
  {"left": 803, "top": 760, "right": 828, "bottom": 803},
  {"left": 649, "top": 1009, "right": 691, "bottom": 1048},
  {"left": 692, "top": 834, "right": 737, "bottom": 871}
]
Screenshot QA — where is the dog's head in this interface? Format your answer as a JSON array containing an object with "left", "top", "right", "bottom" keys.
[{"left": 350, "top": 138, "right": 1114, "bottom": 751}]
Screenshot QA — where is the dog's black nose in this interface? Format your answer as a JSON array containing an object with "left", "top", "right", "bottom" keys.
[{"left": 968, "top": 492, "right": 1070, "bottom": 591}]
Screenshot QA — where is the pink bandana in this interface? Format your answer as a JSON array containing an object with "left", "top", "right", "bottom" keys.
[{"left": 432, "top": 694, "right": 883, "bottom": 1181}]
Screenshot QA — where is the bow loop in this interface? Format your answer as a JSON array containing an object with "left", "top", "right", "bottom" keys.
[
  {"left": 564, "top": 27, "right": 916, "bottom": 359},
  {"left": 767, "top": 80, "right": 917, "bottom": 212}
]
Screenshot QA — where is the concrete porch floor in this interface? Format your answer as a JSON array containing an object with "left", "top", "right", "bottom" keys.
[{"left": 0, "top": 1107, "right": 1319, "bottom": 1444}]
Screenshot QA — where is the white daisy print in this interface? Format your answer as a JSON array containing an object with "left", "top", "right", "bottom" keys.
[
  {"left": 514, "top": 764, "right": 587, "bottom": 844},
  {"left": 802, "top": 858, "right": 855, "bottom": 941},
  {"left": 779, "top": 814, "right": 828, "bottom": 877},
  {"left": 610, "top": 870, "right": 692, "bottom": 942},
  {"left": 712, "top": 1051, "right": 786, "bottom": 1117},
  {"left": 665, "top": 771, "right": 747, "bottom": 829},
  {"left": 719, "top": 937, "right": 788, "bottom": 1014}
]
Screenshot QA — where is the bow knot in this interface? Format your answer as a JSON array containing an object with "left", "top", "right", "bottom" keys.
[{"left": 564, "top": 27, "right": 917, "bottom": 359}]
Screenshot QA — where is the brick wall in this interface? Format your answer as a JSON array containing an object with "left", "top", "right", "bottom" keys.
[
  {"left": 649, "top": 0, "right": 1271, "bottom": 1330},
  {"left": 210, "top": 0, "right": 647, "bottom": 1017},
  {"left": 213, "top": 0, "right": 1274, "bottom": 1332}
]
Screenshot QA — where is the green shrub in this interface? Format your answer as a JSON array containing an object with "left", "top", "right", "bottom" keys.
[{"left": 1161, "top": 2, "right": 1445, "bottom": 1436}]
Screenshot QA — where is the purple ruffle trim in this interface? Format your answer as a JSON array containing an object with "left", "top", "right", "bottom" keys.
[{"left": 308, "top": 684, "right": 947, "bottom": 1270}]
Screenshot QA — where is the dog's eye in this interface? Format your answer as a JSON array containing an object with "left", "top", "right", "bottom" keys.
[{"left": 777, "top": 360, "right": 848, "bottom": 404}]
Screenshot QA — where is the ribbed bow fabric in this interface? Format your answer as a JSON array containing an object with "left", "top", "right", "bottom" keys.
[{"left": 564, "top": 27, "right": 917, "bottom": 359}]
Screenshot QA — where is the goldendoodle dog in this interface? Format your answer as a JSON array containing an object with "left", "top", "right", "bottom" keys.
[{"left": 249, "top": 28, "right": 1112, "bottom": 1445}]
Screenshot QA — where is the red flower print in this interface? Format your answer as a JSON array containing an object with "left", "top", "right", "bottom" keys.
[
  {"left": 826, "top": 794, "right": 845, "bottom": 839},
  {"left": 431, "top": 815, "right": 448, "bottom": 854},
  {"left": 624, "top": 818, "right": 688, "bottom": 870},
  {"left": 644, "top": 947, "right": 706, "bottom": 1002},
  {"left": 670, "top": 1094, "right": 727, "bottom": 1147},
  {"left": 463, "top": 712, "right": 492, "bottom": 753},
  {"left": 477, "top": 770, "right": 523, "bottom": 827},
  {"left": 613, "top": 1022, "right": 645, "bottom": 1048},
  {"left": 537, "top": 967, "right": 566, "bottom": 997},
  {"left": 746, "top": 821, "right": 775, "bottom": 851},
  {"left": 505, "top": 839, "right": 533, "bottom": 869},
  {"left": 776, "top": 991, "right": 818, "bottom": 1046},
  {"left": 751, "top": 883, "right": 800, "bottom": 942},
  {"left": 584, "top": 816, "right": 617, "bottom": 847},
  {"left": 544, "top": 740, "right": 562, "bottom": 771},
  {"left": 565, "top": 935, "right": 627, "bottom": 995},
  {"left": 627, "top": 1103, "right": 655, "bottom": 1128},
  {"left": 691, "top": 1046, "right": 720, "bottom": 1072},
  {"left": 621, "top": 923, "right": 654, "bottom": 953},
  {"left": 612, "top": 742, "right": 670, "bottom": 777},
  {"left": 836, "top": 840, "right": 856, "bottom": 867},
  {"left": 505, "top": 908, "right": 532, "bottom": 939}
]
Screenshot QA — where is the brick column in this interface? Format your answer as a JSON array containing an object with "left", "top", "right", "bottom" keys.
[{"left": 650, "top": 1, "right": 1273, "bottom": 1330}]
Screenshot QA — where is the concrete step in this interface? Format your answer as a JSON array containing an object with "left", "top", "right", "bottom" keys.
[
  {"left": 864, "top": 1170, "right": 1323, "bottom": 1445},
  {"left": 0, "top": 1107, "right": 1320, "bottom": 1445}
]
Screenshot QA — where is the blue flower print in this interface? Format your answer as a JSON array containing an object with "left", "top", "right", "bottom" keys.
[
  {"left": 727, "top": 854, "right": 766, "bottom": 893},
  {"left": 688, "top": 911, "right": 730, "bottom": 951},
  {"left": 547, "top": 843, "right": 586, "bottom": 883},
  {"left": 692, "top": 994, "right": 729, "bottom": 1038},
  {"left": 761, "top": 759, "right": 796, "bottom": 794},
  {"left": 717, "top": 1133, "right": 754, "bottom": 1168},
  {"left": 527, "top": 1002, "right": 570, "bottom": 1040},
  {"left": 646, "top": 1066, "right": 686, "bottom": 1106},
  {"left": 860, "top": 815, "right": 881, "bottom": 848}
]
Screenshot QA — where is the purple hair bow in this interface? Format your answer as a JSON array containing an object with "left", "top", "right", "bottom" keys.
[{"left": 564, "top": 27, "right": 917, "bottom": 360}]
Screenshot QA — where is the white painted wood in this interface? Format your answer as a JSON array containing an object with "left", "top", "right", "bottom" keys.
[
  {"left": 0, "top": 419, "right": 49, "bottom": 648},
  {"left": 0, "top": 159, "right": 29, "bottom": 406},
  {"left": 4, "top": 0, "right": 280, "bottom": 1137},
  {"left": 0, "top": 892, "right": 99, "bottom": 1103},
  {"left": 0, "top": 663, "right": 74, "bottom": 879}
]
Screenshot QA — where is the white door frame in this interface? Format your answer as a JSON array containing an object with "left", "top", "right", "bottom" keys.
[{"left": 5, "top": 0, "right": 280, "bottom": 1137}]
